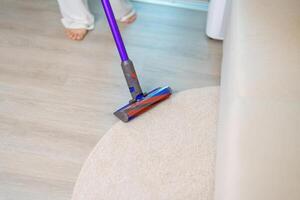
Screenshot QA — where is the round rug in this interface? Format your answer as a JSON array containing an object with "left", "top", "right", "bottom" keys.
[{"left": 72, "top": 87, "right": 219, "bottom": 200}]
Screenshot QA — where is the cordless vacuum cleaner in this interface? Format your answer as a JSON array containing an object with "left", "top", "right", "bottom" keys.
[{"left": 101, "top": 0, "right": 172, "bottom": 122}]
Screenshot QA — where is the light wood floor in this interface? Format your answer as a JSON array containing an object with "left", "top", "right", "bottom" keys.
[{"left": 0, "top": 0, "right": 222, "bottom": 199}]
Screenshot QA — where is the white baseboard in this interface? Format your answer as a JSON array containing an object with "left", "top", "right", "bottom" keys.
[{"left": 132, "top": 0, "right": 208, "bottom": 11}]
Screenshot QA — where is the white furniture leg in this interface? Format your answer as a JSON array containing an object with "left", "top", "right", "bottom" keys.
[{"left": 206, "top": 0, "right": 229, "bottom": 40}]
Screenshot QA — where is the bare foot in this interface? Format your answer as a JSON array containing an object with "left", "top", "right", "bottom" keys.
[
  {"left": 120, "top": 10, "right": 137, "bottom": 24},
  {"left": 121, "top": 13, "right": 137, "bottom": 24},
  {"left": 65, "top": 29, "right": 88, "bottom": 41}
]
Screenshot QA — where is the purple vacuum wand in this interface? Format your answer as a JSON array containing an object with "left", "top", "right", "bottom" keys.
[
  {"left": 101, "top": 0, "right": 129, "bottom": 62},
  {"left": 101, "top": 0, "right": 144, "bottom": 101},
  {"left": 101, "top": 0, "right": 172, "bottom": 122}
]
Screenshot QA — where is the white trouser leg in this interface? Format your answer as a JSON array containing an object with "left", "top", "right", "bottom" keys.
[
  {"left": 57, "top": 0, "right": 133, "bottom": 29},
  {"left": 57, "top": 0, "right": 95, "bottom": 30},
  {"left": 110, "top": 0, "right": 133, "bottom": 20}
]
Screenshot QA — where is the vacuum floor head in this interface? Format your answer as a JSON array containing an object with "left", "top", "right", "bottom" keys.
[{"left": 114, "top": 86, "right": 172, "bottom": 122}]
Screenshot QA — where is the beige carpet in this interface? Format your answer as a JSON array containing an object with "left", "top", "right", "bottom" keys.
[{"left": 72, "top": 87, "right": 219, "bottom": 200}]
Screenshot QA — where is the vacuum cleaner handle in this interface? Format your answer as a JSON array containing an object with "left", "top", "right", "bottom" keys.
[{"left": 101, "top": 0, "right": 144, "bottom": 101}]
